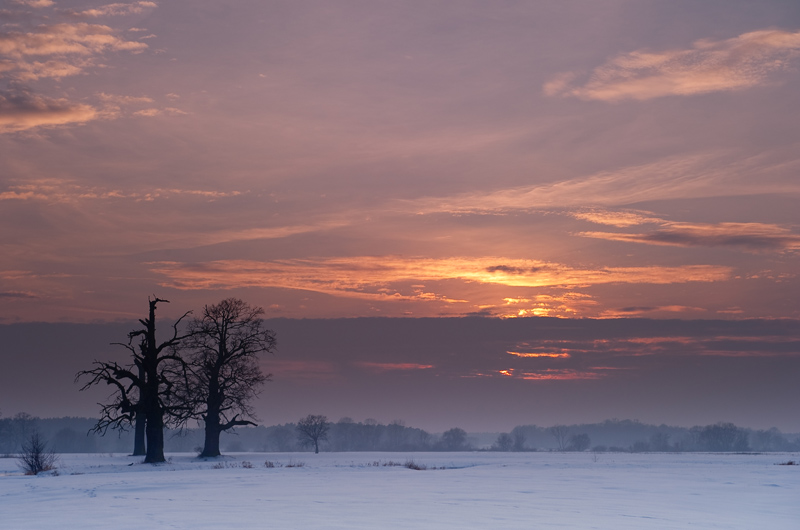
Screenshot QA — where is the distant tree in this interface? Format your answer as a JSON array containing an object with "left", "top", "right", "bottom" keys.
[
  {"left": 567, "top": 433, "right": 591, "bottom": 452},
  {"left": 267, "top": 424, "right": 297, "bottom": 452},
  {"left": 386, "top": 420, "right": 408, "bottom": 450},
  {"left": 184, "top": 299, "right": 276, "bottom": 458},
  {"left": 18, "top": 432, "right": 58, "bottom": 475},
  {"left": 10, "top": 412, "right": 38, "bottom": 453},
  {"left": 511, "top": 426, "right": 527, "bottom": 451},
  {"left": 296, "top": 415, "right": 330, "bottom": 453},
  {"left": 698, "top": 422, "right": 749, "bottom": 452},
  {"left": 649, "top": 431, "right": 671, "bottom": 452},
  {"left": 549, "top": 425, "right": 569, "bottom": 451},
  {"left": 77, "top": 297, "right": 192, "bottom": 463},
  {"left": 751, "top": 428, "right": 788, "bottom": 452},
  {"left": 494, "top": 433, "right": 513, "bottom": 451},
  {"left": 440, "top": 427, "right": 468, "bottom": 451}
]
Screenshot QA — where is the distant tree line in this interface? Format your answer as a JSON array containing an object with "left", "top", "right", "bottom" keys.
[
  {"left": 490, "top": 419, "right": 800, "bottom": 453},
  {"left": 3, "top": 414, "right": 798, "bottom": 455}
]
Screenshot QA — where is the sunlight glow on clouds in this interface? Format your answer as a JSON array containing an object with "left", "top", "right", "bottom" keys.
[
  {"left": 149, "top": 257, "right": 732, "bottom": 306},
  {"left": 545, "top": 29, "right": 800, "bottom": 101},
  {"left": 0, "top": 87, "right": 97, "bottom": 132},
  {"left": 0, "top": 1, "right": 154, "bottom": 131},
  {"left": 507, "top": 351, "right": 571, "bottom": 359}
]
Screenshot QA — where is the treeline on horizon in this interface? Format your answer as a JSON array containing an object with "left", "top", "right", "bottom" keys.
[{"left": 1, "top": 414, "right": 798, "bottom": 456}]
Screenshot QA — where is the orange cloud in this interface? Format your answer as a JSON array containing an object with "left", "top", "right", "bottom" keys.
[
  {"left": 545, "top": 29, "right": 800, "bottom": 101},
  {"left": 571, "top": 208, "right": 663, "bottom": 227},
  {"left": 507, "top": 351, "right": 571, "bottom": 358},
  {"left": 519, "top": 369, "right": 605, "bottom": 381},
  {"left": 599, "top": 305, "right": 707, "bottom": 318},
  {"left": 149, "top": 257, "right": 732, "bottom": 302},
  {"left": 0, "top": 23, "right": 148, "bottom": 59},
  {"left": 0, "top": 5, "right": 153, "bottom": 131},
  {"left": 0, "top": 90, "right": 97, "bottom": 133}
]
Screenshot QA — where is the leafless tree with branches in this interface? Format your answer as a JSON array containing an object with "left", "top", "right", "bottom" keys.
[
  {"left": 296, "top": 415, "right": 330, "bottom": 454},
  {"left": 77, "top": 297, "right": 192, "bottom": 463},
  {"left": 184, "top": 298, "right": 276, "bottom": 458}
]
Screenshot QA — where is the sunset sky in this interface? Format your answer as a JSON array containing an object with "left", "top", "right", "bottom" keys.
[{"left": 2, "top": 1, "right": 799, "bottom": 431}]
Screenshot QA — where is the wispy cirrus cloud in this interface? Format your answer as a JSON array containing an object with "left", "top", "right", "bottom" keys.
[
  {"left": 403, "top": 153, "right": 800, "bottom": 216},
  {"left": 11, "top": 0, "right": 53, "bottom": 7},
  {"left": 580, "top": 221, "right": 800, "bottom": 252},
  {"left": 0, "top": 290, "right": 39, "bottom": 299},
  {"left": 67, "top": 1, "right": 157, "bottom": 18},
  {"left": 355, "top": 362, "right": 435, "bottom": 373},
  {"left": 0, "top": 178, "right": 242, "bottom": 202},
  {"left": 545, "top": 29, "right": 800, "bottom": 101}
]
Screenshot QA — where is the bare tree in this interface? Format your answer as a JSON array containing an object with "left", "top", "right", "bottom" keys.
[
  {"left": 18, "top": 432, "right": 58, "bottom": 475},
  {"left": 494, "top": 433, "right": 514, "bottom": 451},
  {"left": 9, "top": 412, "right": 37, "bottom": 454},
  {"left": 296, "top": 415, "right": 330, "bottom": 453},
  {"left": 76, "top": 361, "right": 146, "bottom": 456},
  {"left": 440, "top": 427, "right": 469, "bottom": 451},
  {"left": 567, "top": 433, "right": 591, "bottom": 452},
  {"left": 185, "top": 298, "right": 276, "bottom": 458},
  {"left": 549, "top": 424, "right": 570, "bottom": 451},
  {"left": 511, "top": 426, "right": 526, "bottom": 452},
  {"left": 77, "top": 297, "right": 191, "bottom": 463}
]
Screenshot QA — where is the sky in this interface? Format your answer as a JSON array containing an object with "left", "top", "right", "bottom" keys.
[{"left": 1, "top": 0, "right": 799, "bottom": 432}]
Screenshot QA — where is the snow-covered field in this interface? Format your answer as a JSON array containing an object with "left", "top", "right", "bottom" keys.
[{"left": 1, "top": 451, "right": 797, "bottom": 529}]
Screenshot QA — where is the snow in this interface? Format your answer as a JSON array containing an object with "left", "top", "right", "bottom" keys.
[{"left": 1, "top": 452, "right": 798, "bottom": 529}]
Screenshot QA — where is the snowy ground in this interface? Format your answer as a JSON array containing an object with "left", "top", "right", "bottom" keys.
[{"left": 1, "top": 451, "right": 798, "bottom": 529}]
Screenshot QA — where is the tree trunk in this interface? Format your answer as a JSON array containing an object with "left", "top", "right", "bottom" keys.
[
  {"left": 144, "top": 405, "right": 165, "bottom": 463},
  {"left": 314, "top": 439, "right": 319, "bottom": 454},
  {"left": 132, "top": 409, "right": 146, "bottom": 456},
  {"left": 200, "top": 417, "right": 222, "bottom": 457},
  {"left": 132, "top": 363, "right": 146, "bottom": 456}
]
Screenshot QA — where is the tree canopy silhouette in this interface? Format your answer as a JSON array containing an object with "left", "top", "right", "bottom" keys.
[
  {"left": 77, "top": 297, "right": 191, "bottom": 463},
  {"left": 184, "top": 298, "right": 276, "bottom": 458}
]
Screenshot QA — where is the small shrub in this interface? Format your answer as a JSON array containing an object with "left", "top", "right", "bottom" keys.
[
  {"left": 404, "top": 460, "right": 426, "bottom": 470},
  {"left": 241, "top": 461, "right": 253, "bottom": 469},
  {"left": 18, "top": 433, "right": 58, "bottom": 476},
  {"left": 264, "top": 460, "right": 279, "bottom": 468},
  {"left": 776, "top": 460, "right": 797, "bottom": 466},
  {"left": 285, "top": 459, "right": 305, "bottom": 468}
]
